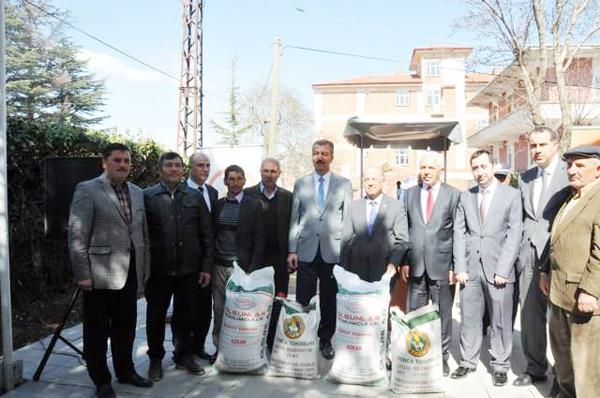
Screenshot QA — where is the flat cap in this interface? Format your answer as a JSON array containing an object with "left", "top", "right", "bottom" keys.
[{"left": 562, "top": 145, "right": 600, "bottom": 160}]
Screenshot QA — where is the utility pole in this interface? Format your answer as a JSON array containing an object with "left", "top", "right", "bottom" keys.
[
  {"left": 176, "top": 0, "right": 203, "bottom": 157},
  {"left": 266, "top": 37, "right": 281, "bottom": 156},
  {"left": 0, "top": 0, "right": 22, "bottom": 391}
]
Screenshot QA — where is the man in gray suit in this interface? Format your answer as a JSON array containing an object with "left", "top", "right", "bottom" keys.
[
  {"left": 69, "top": 143, "right": 153, "bottom": 398},
  {"left": 288, "top": 139, "right": 352, "bottom": 360},
  {"left": 401, "top": 151, "right": 460, "bottom": 377},
  {"left": 451, "top": 149, "right": 522, "bottom": 387},
  {"left": 515, "top": 127, "right": 570, "bottom": 387},
  {"left": 341, "top": 166, "right": 408, "bottom": 282}
]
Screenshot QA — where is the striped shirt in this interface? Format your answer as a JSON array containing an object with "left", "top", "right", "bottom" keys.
[
  {"left": 111, "top": 182, "right": 131, "bottom": 224},
  {"left": 215, "top": 199, "right": 241, "bottom": 260}
]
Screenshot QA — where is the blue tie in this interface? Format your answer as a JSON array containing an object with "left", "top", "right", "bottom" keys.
[
  {"left": 367, "top": 201, "right": 377, "bottom": 235},
  {"left": 318, "top": 176, "right": 325, "bottom": 210}
]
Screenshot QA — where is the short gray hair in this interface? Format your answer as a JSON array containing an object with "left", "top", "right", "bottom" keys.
[
  {"left": 529, "top": 126, "right": 559, "bottom": 142},
  {"left": 419, "top": 151, "right": 444, "bottom": 168},
  {"left": 261, "top": 157, "right": 281, "bottom": 169}
]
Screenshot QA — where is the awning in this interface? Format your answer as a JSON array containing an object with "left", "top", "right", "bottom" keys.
[{"left": 343, "top": 116, "right": 462, "bottom": 151}]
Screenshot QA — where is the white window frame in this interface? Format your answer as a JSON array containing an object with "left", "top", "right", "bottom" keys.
[
  {"left": 395, "top": 88, "right": 409, "bottom": 106},
  {"left": 425, "top": 89, "right": 441, "bottom": 107},
  {"left": 396, "top": 149, "right": 409, "bottom": 166},
  {"left": 423, "top": 59, "right": 440, "bottom": 77},
  {"left": 477, "top": 118, "right": 489, "bottom": 131}
]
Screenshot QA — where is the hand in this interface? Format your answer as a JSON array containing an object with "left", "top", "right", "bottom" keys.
[
  {"left": 78, "top": 279, "right": 92, "bottom": 291},
  {"left": 577, "top": 290, "right": 599, "bottom": 313},
  {"left": 400, "top": 265, "right": 410, "bottom": 282},
  {"left": 449, "top": 270, "right": 456, "bottom": 285},
  {"left": 198, "top": 272, "right": 211, "bottom": 288},
  {"left": 287, "top": 253, "right": 298, "bottom": 273},
  {"left": 539, "top": 272, "right": 550, "bottom": 297},
  {"left": 494, "top": 274, "right": 507, "bottom": 287},
  {"left": 385, "top": 263, "right": 397, "bottom": 278},
  {"left": 455, "top": 272, "right": 469, "bottom": 285}
]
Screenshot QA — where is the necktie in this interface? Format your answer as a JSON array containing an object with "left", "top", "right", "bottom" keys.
[
  {"left": 536, "top": 170, "right": 547, "bottom": 214},
  {"left": 425, "top": 186, "right": 434, "bottom": 224},
  {"left": 367, "top": 201, "right": 377, "bottom": 235},
  {"left": 480, "top": 188, "right": 488, "bottom": 224},
  {"left": 198, "top": 186, "right": 204, "bottom": 194},
  {"left": 318, "top": 176, "right": 325, "bottom": 210}
]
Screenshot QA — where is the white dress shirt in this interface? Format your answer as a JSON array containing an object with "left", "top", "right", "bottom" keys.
[
  {"left": 187, "top": 178, "right": 211, "bottom": 212},
  {"left": 314, "top": 171, "right": 332, "bottom": 201},
  {"left": 259, "top": 182, "right": 278, "bottom": 200},
  {"left": 532, "top": 154, "right": 560, "bottom": 214},
  {"left": 420, "top": 181, "right": 441, "bottom": 222}
]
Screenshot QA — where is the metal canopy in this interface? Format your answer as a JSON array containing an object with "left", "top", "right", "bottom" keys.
[{"left": 343, "top": 116, "right": 462, "bottom": 150}]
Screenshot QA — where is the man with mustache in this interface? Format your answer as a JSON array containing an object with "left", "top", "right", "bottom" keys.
[
  {"left": 288, "top": 139, "right": 352, "bottom": 360},
  {"left": 451, "top": 149, "right": 522, "bottom": 387},
  {"left": 540, "top": 146, "right": 600, "bottom": 398}
]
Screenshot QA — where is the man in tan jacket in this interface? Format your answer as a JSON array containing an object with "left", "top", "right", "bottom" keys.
[{"left": 540, "top": 145, "right": 600, "bottom": 398}]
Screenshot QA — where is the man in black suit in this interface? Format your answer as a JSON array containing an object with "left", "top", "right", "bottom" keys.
[
  {"left": 211, "top": 165, "right": 265, "bottom": 350},
  {"left": 341, "top": 166, "right": 409, "bottom": 282},
  {"left": 244, "top": 158, "right": 292, "bottom": 349},
  {"left": 186, "top": 152, "right": 219, "bottom": 363},
  {"left": 401, "top": 151, "right": 460, "bottom": 377}
]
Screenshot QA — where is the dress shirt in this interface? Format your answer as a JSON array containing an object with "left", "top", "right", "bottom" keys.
[
  {"left": 478, "top": 178, "right": 498, "bottom": 217},
  {"left": 557, "top": 177, "right": 600, "bottom": 226},
  {"left": 314, "top": 171, "right": 332, "bottom": 202},
  {"left": 420, "top": 181, "right": 441, "bottom": 222},
  {"left": 186, "top": 178, "right": 211, "bottom": 212},
  {"left": 365, "top": 193, "right": 383, "bottom": 223},
  {"left": 226, "top": 191, "right": 244, "bottom": 204},
  {"left": 532, "top": 154, "right": 560, "bottom": 214},
  {"left": 259, "top": 182, "right": 278, "bottom": 200}
]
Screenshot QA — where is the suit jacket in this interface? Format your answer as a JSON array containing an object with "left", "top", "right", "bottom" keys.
[
  {"left": 289, "top": 173, "right": 353, "bottom": 264},
  {"left": 518, "top": 160, "right": 570, "bottom": 270},
  {"left": 68, "top": 173, "right": 151, "bottom": 292},
  {"left": 404, "top": 183, "right": 460, "bottom": 280},
  {"left": 545, "top": 182, "right": 600, "bottom": 316},
  {"left": 243, "top": 183, "right": 292, "bottom": 267},
  {"left": 340, "top": 196, "right": 409, "bottom": 282},
  {"left": 214, "top": 194, "right": 265, "bottom": 273},
  {"left": 453, "top": 183, "right": 522, "bottom": 283}
]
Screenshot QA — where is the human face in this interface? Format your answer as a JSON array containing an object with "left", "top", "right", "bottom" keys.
[
  {"left": 529, "top": 131, "right": 559, "bottom": 169},
  {"left": 225, "top": 171, "right": 246, "bottom": 197},
  {"left": 471, "top": 153, "right": 495, "bottom": 188},
  {"left": 102, "top": 150, "right": 131, "bottom": 184},
  {"left": 190, "top": 154, "right": 210, "bottom": 185},
  {"left": 419, "top": 158, "right": 443, "bottom": 187},
  {"left": 160, "top": 157, "right": 184, "bottom": 187},
  {"left": 363, "top": 168, "right": 384, "bottom": 199},
  {"left": 312, "top": 144, "right": 333, "bottom": 175},
  {"left": 260, "top": 160, "right": 281, "bottom": 190},
  {"left": 566, "top": 157, "right": 600, "bottom": 192}
]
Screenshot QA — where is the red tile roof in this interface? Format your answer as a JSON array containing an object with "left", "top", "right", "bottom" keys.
[{"left": 313, "top": 71, "right": 493, "bottom": 88}]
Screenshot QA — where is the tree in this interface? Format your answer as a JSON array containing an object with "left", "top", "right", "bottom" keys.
[
  {"left": 459, "top": 0, "right": 600, "bottom": 147},
  {"left": 210, "top": 59, "right": 252, "bottom": 145},
  {"left": 240, "top": 83, "right": 314, "bottom": 185},
  {"left": 5, "top": 0, "right": 105, "bottom": 127}
]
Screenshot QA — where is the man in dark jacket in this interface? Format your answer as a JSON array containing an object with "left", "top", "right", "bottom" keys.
[
  {"left": 212, "top": 164, "right": 265, "bottom": 349},
  {"left": 144, "top": 152, "right": 213, "bottom": 381}
]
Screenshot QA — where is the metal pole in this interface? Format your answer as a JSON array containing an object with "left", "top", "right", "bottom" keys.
[
  {"left": 0, "top": 0, "right": 16, "bottom": 390},
  {"left": 443, "top": 138, "right": 448, "bottom": 183},
  {"left": 267, "top": 37, "right": 281, "bottom": 156}
]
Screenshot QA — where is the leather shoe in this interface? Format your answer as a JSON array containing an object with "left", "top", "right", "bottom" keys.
[
  {"left": 96, "top": 383, "right": 115, "bottom": 398},
  {"left": 147, "top": 359, "right": 163, "bottom": 381},
  {"left": 196, "top": 350, "right": 217, "bottom": 363},
  {"left": 319, "top": 341, "right": 335, "bottom": 360},
  {"left": 119, "top": 371, "right": 153, "bottom": 388},
  {"left": 492, "top": 371, "right": 508, "bottom": 387},
  {"left": 450, "top": 366, "right": 475, "bottom": 379},
  {"left": 386, "top": 357, "right": 392, "bottom": 370},
  {"left": 443, "top": 360, "right": 450, "bottom": 377},
  {"left": 174, "top": 354, "right": 205, "bottom": 375},
  {"left": 513, "top": 372, "right": 548, "bottom": 386}
]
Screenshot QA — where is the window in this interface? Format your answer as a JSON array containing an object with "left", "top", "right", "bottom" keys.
[
  {"left": 594, "top": 73, "right": 600, "bottom": 99},
  {"left": 425, "top": 89, "right": 441, "bottom": 107},
  {"left": 423, "top": 60, "right": 440, "bottom": 77},
  {"left": 396, "top": 149, "right": 409, "bottom": 166},
  {"left": 395, "top": 89, "right": 409, "bottom": 106},
  {"left": 477, "top": 118, "right": 489, "bottom": 131}
]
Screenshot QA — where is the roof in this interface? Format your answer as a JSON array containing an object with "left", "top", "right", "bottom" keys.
[
  {"left": 312, "top": 71, "right": 492, "bottom": 88},
  {"left": 409, "top": 46, "right": 473, "bottom": 71}
]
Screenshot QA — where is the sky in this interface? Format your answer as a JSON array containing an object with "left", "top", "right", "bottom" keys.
[{"left": 49, "top": 0, "right": 483, "bottom": 148}]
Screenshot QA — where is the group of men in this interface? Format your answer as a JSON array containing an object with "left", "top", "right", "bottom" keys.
[{"left": 68, "top": 131, "right": 600, "bottom": 398}]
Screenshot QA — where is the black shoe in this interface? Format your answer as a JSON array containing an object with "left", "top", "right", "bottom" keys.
[
  {"left": 196, "top": 350, "right": 217, "bottom": 363},
  {"left": 319, "top": 341, "right": 335, "bottom": 360},
  {"left": 513, "top": 372, "right": 548, "bottom": 386},
  {"left": 119, "top": 371, "right": 153, "bottom": 388},
  {"left": 386, "top": 357, "right": 392, "bottom": 370},
  {"left": 450, "top": 366, "right": 475, "bottom": 379},
  {"left": 96, "top": 384, "right": 115, "bottom": 398},
  {"left": 548, "top": 378, "right": 560, "bottom": 398},
  {"left": 443, "top": 360, "right": 450, "bottom": 377},
  {"left": 209, "top": 350, "right": 218, "bottom": 364},
  {"left": 492, "top": 371, "right": 508, "bottom": 387},
  {"left": 147, "top": 359, "right": 163, "bottom": 382},
  {"left": 174, "top": 354, "right": 205, "bottom": 375}
]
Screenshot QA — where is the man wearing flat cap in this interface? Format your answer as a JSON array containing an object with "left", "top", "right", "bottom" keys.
[{"left": 540, "top": 145, "right": 600, "bottom": 398}]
